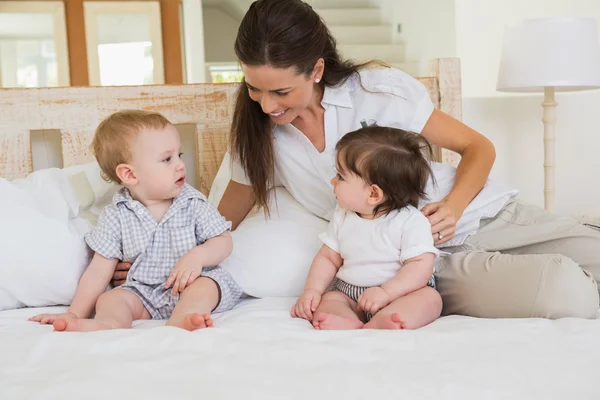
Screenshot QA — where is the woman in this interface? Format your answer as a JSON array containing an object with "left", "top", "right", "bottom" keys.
[{"left": 114, "top": 0, "right": 599, "bottom": 319}]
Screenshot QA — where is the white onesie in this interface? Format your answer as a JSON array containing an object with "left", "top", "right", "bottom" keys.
[{"left": 319, "top": 206, "right": 440, "bottom": 287}]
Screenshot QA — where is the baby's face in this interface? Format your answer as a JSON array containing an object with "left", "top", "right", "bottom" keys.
[
  {"left": 129, "top": 124, "right": 186, "bottom": 201},
  {"left": 330, "top": 160, "right": 374, "bottom": 216}
]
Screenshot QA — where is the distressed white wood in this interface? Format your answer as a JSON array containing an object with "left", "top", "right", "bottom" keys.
[
  {"left": 429, "top": 58, "right": 462, "bottom": 167},
  {"left": 0, "top": 84, "right": 237, "bottom": 195},
  {"left": 0, "top": 129, "right": 32, "bottom": 180},
  {"left": 0, "top": 58, "right": 463, "bottom": 195}
]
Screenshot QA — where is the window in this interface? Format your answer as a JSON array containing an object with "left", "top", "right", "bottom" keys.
[
  {"left": 0, "top": 2, "right": 69, "bottom": 88},
  {"left": 208, "top": 64, "right": 243, "bottom": 83},
  {"left": 97, "top": 41, "right": 154, "bottom": 86},
  {"left": 84, "top": 2, "right": 164, "bottom": 86}
]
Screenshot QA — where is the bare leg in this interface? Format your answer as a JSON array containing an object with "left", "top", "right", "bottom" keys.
[
  {"left": 54, "top": 289, "right": 150, "bottom": 332},
  {"left": 364, "top": 286, "right": 442, "bottom": 330},
  {"left": 312, "top": 291, "right": 365, "bottom": 330},
  {"left": 166, "top": 277, "right": 220, "bottom": 331}
]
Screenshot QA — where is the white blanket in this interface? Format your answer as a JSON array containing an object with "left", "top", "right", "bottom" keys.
[{"left": 1, "top": 297, "right": 599, "bottom": 399}]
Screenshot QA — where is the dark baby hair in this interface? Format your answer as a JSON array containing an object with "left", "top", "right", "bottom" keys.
[{"left": 335, "top": 126, "right": 434, "bottom": 216}]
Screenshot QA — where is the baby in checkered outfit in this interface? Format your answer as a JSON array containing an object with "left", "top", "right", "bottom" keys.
[{"left": 30, "top": 110, "right": 242, "bottom": 332}]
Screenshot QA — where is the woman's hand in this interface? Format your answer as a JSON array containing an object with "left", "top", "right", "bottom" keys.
[
  {"left": 421, "top": 199, "right": 463, "bottom": 246},
  {"left": 112, "top": 262, "right": 131, "bottom": 287}
]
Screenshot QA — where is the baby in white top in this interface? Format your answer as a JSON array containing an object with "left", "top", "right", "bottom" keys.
[{"left": 292, "top": 126, "right": 442, "bottom": 330}]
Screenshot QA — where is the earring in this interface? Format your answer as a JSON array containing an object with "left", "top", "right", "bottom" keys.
[{"left": 315, "top": 78, "right": 321, "bottom": 83}]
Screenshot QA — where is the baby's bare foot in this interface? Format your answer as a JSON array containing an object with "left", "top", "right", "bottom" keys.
[
  {"left": 364, "top": 313, "right": 408, "bottom": 330},
  {"left": 52, "top": 319, "right": 69, "bottom": 332},
  {"left": 312, "top": 312, "right": 364, "bottom": 330},
  {"left": 55, "top": 319, "right": 116, "bottom": 332},
  {"left": 181, "top": 313, "right": 213, "bottom": 331}
]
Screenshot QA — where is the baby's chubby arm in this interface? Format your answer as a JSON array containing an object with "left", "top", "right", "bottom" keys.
[
  {"left": 381, "top": 253, "right": 436, "bottom": 300},
  {"left": 357, "top": 253, "right": 436, "bottom": 315},
  {"left": 184, "top": 231, "right": 233, "bottom": 268},
  {"left": 29, "top": 253, "right": 117, "bottom": 324},
  {"left": 165, "top": 231, "right": 233, "bottom": 294},
  {"left": 304, "top": 245, "right": 343, "bottom": 293},
  {"left": 291, "top": 244, "right": 342, "bottom": 320}
]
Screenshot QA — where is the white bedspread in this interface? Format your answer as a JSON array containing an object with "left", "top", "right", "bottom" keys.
[{"left": 1, "top": 297, "right": 599, "bottom": 400}]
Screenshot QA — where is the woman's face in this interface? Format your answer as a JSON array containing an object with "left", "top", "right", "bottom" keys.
[{"left": 241, "top": 62, "right": 322, "bottom": 125}]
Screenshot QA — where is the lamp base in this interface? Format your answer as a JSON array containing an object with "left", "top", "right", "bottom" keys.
[{"left": 542, "top": 87, "right": 556, "bottom": 213}]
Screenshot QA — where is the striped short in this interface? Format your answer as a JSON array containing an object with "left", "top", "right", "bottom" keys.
[{"left": 328, "top": 275, "right": 436, "bottom": 322}]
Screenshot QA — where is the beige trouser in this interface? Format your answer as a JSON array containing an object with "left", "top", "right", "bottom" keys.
[{"left": 436, "top": 199, "right": 600, "bottom": 319}]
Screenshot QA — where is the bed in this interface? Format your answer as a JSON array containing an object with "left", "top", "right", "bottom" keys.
[{"left": 1, "top": 58, "right": 600, "bottom": 399}]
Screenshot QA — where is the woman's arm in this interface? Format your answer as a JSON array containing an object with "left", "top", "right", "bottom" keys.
[
  {"left": 420, "top": 109, "right": 496, "bottom": 245},
  {"left": 217, "top": 180, "right": 256, "bottom": 230}
]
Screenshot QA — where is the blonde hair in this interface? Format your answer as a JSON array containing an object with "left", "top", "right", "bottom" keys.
[{"left": 91, "top": 110, "right": 171, "bottom": 183}]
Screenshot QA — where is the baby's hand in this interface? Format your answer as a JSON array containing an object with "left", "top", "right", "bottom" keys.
[
  {"left": 28, "top": 311, "right": 77, "bottom": 326},
  {"left": 165, "top": 255, "right": 204, "bottom": 295},
  {"left": 357, "top": 287, "right": 392, "bottom": 315},
  {"left": 291, "top": 289, "right": 322, "bottom": 321}
]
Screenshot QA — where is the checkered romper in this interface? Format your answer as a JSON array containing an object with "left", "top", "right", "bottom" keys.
[{"left": 85, "top": 184, "right": 243, "bottom": 319}]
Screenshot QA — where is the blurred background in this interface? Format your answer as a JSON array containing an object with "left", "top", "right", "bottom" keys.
[{"left": 2, "top": 0, "right": 600, "bottom": 216}]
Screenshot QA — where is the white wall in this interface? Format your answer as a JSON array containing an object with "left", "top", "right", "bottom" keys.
[
  {"left": 456, "top": 0, "right": 600, "bottom": 98},
  {"left": 202, "top": 7, "right": 239, "bottom": 63},
  {"left": 454, "top": 0, "right": 600, "bottom": 216},
  {"left": 382, "top": 0, "right": 457, "bottom": 63}
]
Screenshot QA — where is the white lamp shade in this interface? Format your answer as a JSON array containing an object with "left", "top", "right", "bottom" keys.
[{"left": 497, "top": 17, "right": 600, "bottom": 92}]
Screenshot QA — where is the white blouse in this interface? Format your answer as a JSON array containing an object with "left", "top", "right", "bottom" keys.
[{"left": 230, "top": 67, "right": 518, "bottom": 247}]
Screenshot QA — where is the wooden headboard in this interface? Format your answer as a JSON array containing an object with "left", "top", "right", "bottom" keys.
[{"left": 0, "top": 58, "right": 462, "bottom": 195}]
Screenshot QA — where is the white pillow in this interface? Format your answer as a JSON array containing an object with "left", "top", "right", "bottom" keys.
[
  {"left": 0, "top": 168, "right": 92, "bottom": 311},
  {"left": 210, "top": 154, "right": 328, "bottom": 298},
  {"left": 63, "top": 161, "right": 120, "bottom": 225}
]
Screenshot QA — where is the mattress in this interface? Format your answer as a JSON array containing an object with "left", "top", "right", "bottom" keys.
[{"left": 1, "top": 297, "right": 599, "bottom": 399}]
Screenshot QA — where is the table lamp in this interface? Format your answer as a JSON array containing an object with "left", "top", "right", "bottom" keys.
[{"left": 496, "top": 17, "right": 600, "bottom": 212}]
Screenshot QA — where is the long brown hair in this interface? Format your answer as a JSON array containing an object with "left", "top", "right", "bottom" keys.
[
  {"left": 232, "top": 0, "right": 373, "bottom": 212},
  {"left": 336, "top": 126, "right": 434, "bottom": 216}
]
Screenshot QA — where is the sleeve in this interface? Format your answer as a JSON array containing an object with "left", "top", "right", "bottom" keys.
[
  {"left": 317, "top": 206, "right": 346, "bottom": 253},
  {"left": 84, "top": 206, "right": 123, "bottom": 260},
  {"left": 229, "top": 151, "right": 251, "bottom": 185},
  {"left": 398, "top": 210, "right": 439, "bottom": 266},
  {"left": 389, "top": 69, "right": 435, "bottom": 133},
  {"left": 194, "top": 198, "right": 232, "bottom": 244}
]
